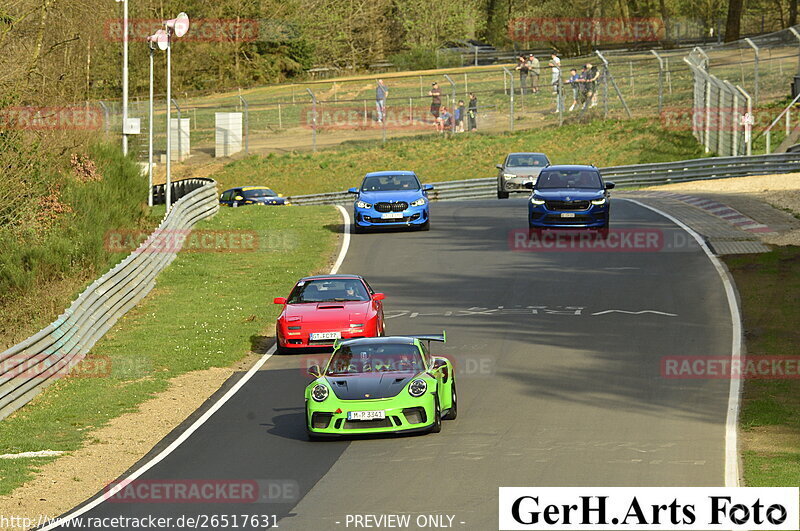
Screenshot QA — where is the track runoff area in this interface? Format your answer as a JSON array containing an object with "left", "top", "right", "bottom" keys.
[{"left": 44, "top": 200, "right": 798, "bottom": 531}]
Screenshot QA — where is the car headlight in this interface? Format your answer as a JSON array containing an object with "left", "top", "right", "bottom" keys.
[
  {"left": 356, "top": 200, "right": 372, "bottom": 209},
  {"left": 408, "top": 379, "right": 427, "bottom": 397},
  {"left": 410, "top": 198, "right": 426, "bottom": 207},
  {"left": 311, "top": 384, "right": 329, "bottom": 402},
  {"left": 530, "top": 197, "right": 546, "bottom": 205},
  {"left": 591, "top": 197, "right": 607, "bottom": 205}
]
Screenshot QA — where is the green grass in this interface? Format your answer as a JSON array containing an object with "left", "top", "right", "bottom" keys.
[
  {"left": 723, "top": 246, "right": 800, "bottom": 487},
  {"left": 210, "top": 117, "right": 705, "bottom": 196},
  {"left": 0, "top": 205, "right": 339, "bottom": 495}
]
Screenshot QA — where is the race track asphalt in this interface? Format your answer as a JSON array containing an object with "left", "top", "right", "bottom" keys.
[{"left": 56, "top": 198, "right": 734, "bottom": 530}]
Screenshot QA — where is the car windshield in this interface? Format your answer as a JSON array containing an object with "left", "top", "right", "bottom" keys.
[
  {"left": 287, "top": 278, "right": 370, "bottom": 303},
  {"left": 506, "top": 154, "right": 549, "bottom": 167},
  {"left": 361, "top": 174, "right": 420, "bottom": 192},
  {"left": 536, "top": 170, "right": 602, "bottom": 189},
  {"left": 241, "top": 188, "right": 277, "bottom": 198},
  {"left": 326, "top": 343, "right": 425, "bottom": 375}
]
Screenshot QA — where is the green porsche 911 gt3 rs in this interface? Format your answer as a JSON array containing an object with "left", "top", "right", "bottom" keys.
[{"left": 304, "top": 333, "right": 456, "bottom": 439}]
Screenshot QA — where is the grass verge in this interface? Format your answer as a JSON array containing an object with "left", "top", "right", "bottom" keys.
[
  {"left": 210, "top": 117, "right": 705, "bottom": 196},
  {"left": 0, "top": 205, "right": 339, "bottom": 495},
  {"left": 723, "top": 246, "right": 800, "bottom": 487}
]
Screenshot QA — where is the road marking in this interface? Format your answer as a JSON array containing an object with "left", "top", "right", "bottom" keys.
[
  {"left": 40, "top": 205, "right": 353, "bottom": 530},
  {"left": 622, "top": 198, "right": 742, "bottom": 488}
]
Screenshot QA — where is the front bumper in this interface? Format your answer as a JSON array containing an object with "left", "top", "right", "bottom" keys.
[
  {"left": 277, "top": 325, "right": 377, "bottom": 349},
  {"left": 528, "top": 203, "right": 609, "bottom": 228},
  {"left": 353, "top": 204, "right": 429, "bottom": 228},
  {"left": 307, "top": 395, "right": 436, "bottom": 436},
  {"left": 500, "top": 177, "right": 536, "bottom": 193}
]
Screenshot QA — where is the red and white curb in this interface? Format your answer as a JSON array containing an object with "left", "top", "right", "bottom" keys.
[{"left": 636, "top": 191, "right": 775, "bottom": 233}]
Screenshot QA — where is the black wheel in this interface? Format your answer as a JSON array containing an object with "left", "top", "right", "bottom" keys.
[
  {"left": 352, "top": 223, "right": 366, "bottom": 234},
  {"left": 429, "top": 396, "right": 442, "bottom": 433},
  {"left": 442, "top": 382, "right": 458, "bottom": 420},
  {"left": 497, "top": 190, "right": 509, "bottom": 199},
  {"left": 418, "top": 220, "right": 430, "bottom": 231}
]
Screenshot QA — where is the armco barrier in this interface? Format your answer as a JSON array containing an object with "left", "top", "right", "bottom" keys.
[
  {"left": 0, "top": 179, "right": 219, "bottom": 420},
  {"left": 286, "top": 153, "right": 800, "bottom": 205}
]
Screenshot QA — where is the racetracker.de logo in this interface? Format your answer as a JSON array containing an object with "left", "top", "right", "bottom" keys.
[
  {"left": 104, "top": 19, "right": 260, "bottom": 42},
  {"left": 104, "top": 479, "right": 299, "bottom": 503},
  {"left": 0, "top": 354, "right": 111, "bottom": 380},
  {"left": 0, "top": 106, "right": 102, "bottom": 131},
  {"left": 301, "top": 106, "right": 433, "bottom": 131},
  {"left": 661, "top": 107, "right": 768, "bottom": 132},
  {"left": 509, "top": 228, "right": 664, "bottom": 252},
  {"left": 662, "top": 356, "right": 800, "bottom": 379},
  {"left": 104, "top": 229, "right": 259, "bottom": 254},
  {"left": 507, "top": 17, "right": 665, "bottom": 43}
]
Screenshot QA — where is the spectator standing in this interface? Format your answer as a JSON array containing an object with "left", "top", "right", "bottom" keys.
[
  {"left": 527, "top": 54, "right": 540, "bottom": 93},
  {"left": 375, "top": 79, "right": 388, "bottom": 122},
  {"left": 578, "top": 65, "right": 590, "bottom": 109},
  {"left": 566, "top": 69, "right": 580, "bottom": 111},
  {"left": 515, "top": 56, "right": 529, "bottom": 95},
  {"left": 467, "top": 92, "right": 478, "bottom": 132},
  {"left": 548, "top": 52, "right": 561, "bottom": 93},
  {"left": 455, "top": 100, "right": 466, "bottom": 132},
  {"left": 428, "top": 82, "right": 442, "bottom": 121}
]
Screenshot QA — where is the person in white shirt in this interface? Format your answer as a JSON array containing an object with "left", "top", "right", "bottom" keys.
[{"left": 548, "top": 52, "right": 561, "bottom": 92}]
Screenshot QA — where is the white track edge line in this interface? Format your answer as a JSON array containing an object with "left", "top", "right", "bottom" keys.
[
  {"left": 40, "top": 205, "right": 352, "bottom": 530},
  {"left": 623, "top": 198, "right": 742, "bottom": 488}
]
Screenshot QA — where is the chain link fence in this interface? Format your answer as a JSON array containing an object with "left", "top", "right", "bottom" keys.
[{"left": 93, "top": 25, "right": 800, "bottom": 170}]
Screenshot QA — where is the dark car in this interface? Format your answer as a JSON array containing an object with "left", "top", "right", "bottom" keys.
[
  {"left": 220, "top": 187, "right": 288, "bottom": 207},
  {"left": 496, "top": 152, "right": 550, "bottom": 199},
  {"left": 526, "top": 165, "right": 614, "bottom": 229}
]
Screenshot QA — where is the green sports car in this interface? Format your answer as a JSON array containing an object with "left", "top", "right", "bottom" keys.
[{"left": 304, "top": 333, "right": 457, "bottom": 439}]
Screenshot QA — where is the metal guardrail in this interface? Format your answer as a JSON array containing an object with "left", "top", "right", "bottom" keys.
[
  {"left": 286, "top": 153, "right": 800, "bottom": 206},
  {"left": 0, "top": 179, "right": 219, "bottom": 420}
]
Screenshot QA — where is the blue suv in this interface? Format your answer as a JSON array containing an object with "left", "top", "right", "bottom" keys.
[
  {"left": 526, "top": 165, "right": 614, "bottom": 229},
  {"left": 349, "top": 171, "right": 433, "bottom": 233}
]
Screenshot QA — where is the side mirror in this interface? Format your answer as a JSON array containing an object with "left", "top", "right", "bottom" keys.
[
  {"left": 372, "top": 293, "right": 386, "bottom": 301},
  {"left": 234, "top": 195, "right": 244, "bottom": 201},
  {"left": 273, "top": 297, "right": 287, "bottom": 305},
  {"left": 523, "top": 182, "right": 534, "bottom": 189},
  {"left": 495, "top": 164, "right": 504, "bottom": 170},
  {"left": 422, "top": 184, "right": 434, "bottom": 191},
  {"left": 307, "top": 365, "right": 321, "bottom": 378},
  {"left": 605, "top": 181, "right": 616, "bottom": 190},
  {"left": 432, "top": 358, "right": 447, "bottom": 370},
  {"left": 348, "top": 187, "right": 359, "bottom": 194}
]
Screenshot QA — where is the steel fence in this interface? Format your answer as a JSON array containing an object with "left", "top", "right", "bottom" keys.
[
  {"left": 286, "top": 153, "right": 800, "bottom": 205},
  {"left": 0, "top": 179, "right": 219, "bottom": 420}
]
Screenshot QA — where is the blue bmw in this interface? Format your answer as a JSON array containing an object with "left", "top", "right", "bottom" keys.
[
  {"left": 349, "top": 171, "right": 433, "bottom": 233},
  {"left": 526, "top": 165, "right": 614, "bottom": 229}
]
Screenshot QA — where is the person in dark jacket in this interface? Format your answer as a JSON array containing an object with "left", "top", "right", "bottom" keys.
[{"left": 467, "top": 92, "right": 478, "bottom": 132}]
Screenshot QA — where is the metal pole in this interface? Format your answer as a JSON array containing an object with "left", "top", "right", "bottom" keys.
[
  {"left": 148, "top": 46, "right": 154, "bottom": 207},
  {"left": 363, "top": 100, "right": 367, "bottom": 126},
  {"left": 409, "top": 98, "right": 413, "bottom": 125},
  {"left": 737, "top": 85, "right": 753, "bottom": 156},
  {"left": 725, "top": 80, "right": 740, "bottom": 156},
  {"left": 745, "top": 38, "right": 759, "bottom": 106},
  {"left": 122, "top": 0, "right": 129, "bottom": 155},
  {"left": 307, "top": 88, "right": 316, "bottom": 152},
  {"left": 704, "top": 77, "right": 711, "bottom": 153},
  {"left": 595, "top": 51, "right": 631, "bottom": 118},
  {"left": 503, "top": 67, "right": 514, "bottom": 132},
  {"left": 166, "top": 32, "right": 172, "bottom": 210},
  {"left": 651, "top": 50, "right": 664, "bottom": 114},
  {"left": 557, "top": 76, "right": 563, "bottom": 126},
  {"left": 239, "top": 95, "right": 249, "bottom": 153},
  {"left": 444, "top": 74, "right": 456, "bottom": 134}
]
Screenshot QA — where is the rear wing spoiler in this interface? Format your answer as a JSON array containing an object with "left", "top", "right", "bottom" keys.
[{"left": 409, "top": 331, "right": 446, "bottom": 343}]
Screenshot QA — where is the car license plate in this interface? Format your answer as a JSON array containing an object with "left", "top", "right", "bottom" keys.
[
  {"left": 561, "top": 213, "right": 576, "bottom": 218},
  {"left": 347, "top": 410, "right": 386, "bottom": 421},
  {"left": 309, "top": 331, "right": 341, "bottom": 341},
  {"left": 381, "top": 212, "right": 403, "bottom": 219}
]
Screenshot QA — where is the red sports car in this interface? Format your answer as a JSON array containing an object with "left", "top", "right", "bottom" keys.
[{"left": 274, "top": 274, "right": 386, "bottom": 352}]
